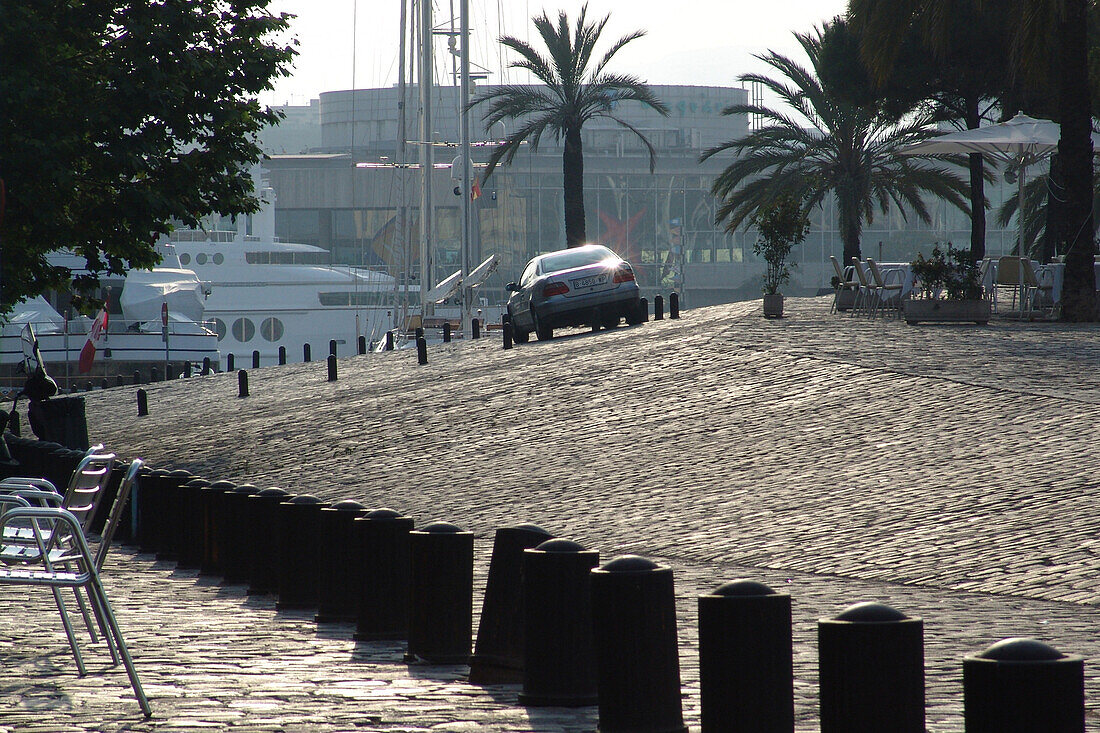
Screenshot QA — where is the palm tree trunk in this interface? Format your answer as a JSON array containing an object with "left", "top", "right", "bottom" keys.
[
  {"left": 563, "top": 126, "right": 586, "bottom": 247},
  {"left": 837, "top": 189, "right": 862, "bottom": 264},
  {"left": 1058, "top": 0, "right": 1097, "bottom": 321},
  {"left": 965, "top": 96, "right": 986, "bottom": 262}
]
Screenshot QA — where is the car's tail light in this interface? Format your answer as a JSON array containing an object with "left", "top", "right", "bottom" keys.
[
  {"left": 542, "top": 282, "right": 569, "bottom": 297},
  {"left": 613, "top": 267, "right": 635, "bottom": 283}
]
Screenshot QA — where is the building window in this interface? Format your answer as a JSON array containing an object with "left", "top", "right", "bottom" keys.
[
  {"left": 232, "top": 318, "right": 255, "bottom": 342},
  {"left": 260, "top": 317, "right": 284, "bottom": 342},
  {"left": 196, "top": 253, "right": 208, "bottom": 265},
  {"left": 179, "top": 253, "right": 191, "bottom": 265},
  {"left": 212, "top": 318, "right": 227, "bottom": 341},
  {"left": 212, "top": 253, "right": 224, "bottom": 265}
]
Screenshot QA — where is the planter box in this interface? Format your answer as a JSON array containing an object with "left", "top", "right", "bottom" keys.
[
  {"left": 835, "top": 288, "right": 858, "bottom": 311},
  {"left": 903, "top": 297, "right": 991, "bottom": 325},
  {"left": 763, "top": 293, "right": 784, "bottom": 318}
]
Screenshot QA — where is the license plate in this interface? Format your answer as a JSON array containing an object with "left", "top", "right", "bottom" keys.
[{"left": 572, "top": 274, "right": 607, "bottom": 289}]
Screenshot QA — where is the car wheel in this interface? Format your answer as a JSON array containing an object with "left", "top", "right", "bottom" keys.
[
  {"left": 511, "top": 325, "right": 530, "bottom": 343},
  {"left": 533, "top": 310, "right": 553, "bottom": 341},
  {"left": 601, "top": 312, "right": 620, "bottom": 329},
  {"left": 625, "top": 299, "right": 644, "bottom": 325}
]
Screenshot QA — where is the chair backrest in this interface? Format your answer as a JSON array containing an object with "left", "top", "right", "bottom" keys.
[
  {"left": 1022, "top": 260, "right": 1046, "bottom": 288},
  {"left": 995, "top": 256, "right": 1025, "bottom": 286},
  {"left": 866, "top": 259, "right": 888, "bottom": 288},
  {"left": 94, "top": 458, "right": 142, "bottom": 572},
  {"left": 62, "top": 450, "right": 117, "bottom": 531},
  {"left": 850, "top": 258, "right": 871, "bottom": 286},
  {"left": 830, "top": 255, "right": 846, "bottom": 282}
]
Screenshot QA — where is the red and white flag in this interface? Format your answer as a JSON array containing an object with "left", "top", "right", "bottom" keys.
[{"left": 78, "top": 300, "right": 109, "bottom": 374}]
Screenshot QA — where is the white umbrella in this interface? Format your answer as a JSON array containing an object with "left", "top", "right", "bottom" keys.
[{"left": 901, "top": 113, "right": 1064, "bottom": 258}]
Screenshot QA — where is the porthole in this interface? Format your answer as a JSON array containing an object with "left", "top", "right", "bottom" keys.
[
  {"left": 196, "top": 253, "right": 208, "bottom": 265},
  {"left": 179, "top": 253, "right": 191, "bottom": 266},
  {"left": 232, "top": 318, "right": 255, "bottom": 342},
  {"left": 213, "top": 318, "right": 227, "bottom": 341},
  {"left": 260, "top": 317, "right": 284, "bottom": 342},
  {"left": 212, "top": 253, "right": 224, "bottom": 265}
]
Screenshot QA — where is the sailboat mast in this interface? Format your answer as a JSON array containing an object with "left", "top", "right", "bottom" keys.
[
  {"left": 418, "top": 0, "right": 434, "bottom": 318},
  {"left": 395, "top": 0, "right": 409, "bottom": 332},
  {"left": 459, "top": 0, "right": 472, "bottom": 335}
]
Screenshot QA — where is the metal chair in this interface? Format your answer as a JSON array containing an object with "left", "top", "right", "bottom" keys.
[
  {"left": 866, "top": 259, "right": 904, "bottom": 319},
  {"left": 850, "top": 258, "right": 879, "bottom": 316},
  {"left": 0, "top": 506, "right": 151, "bottom": 716},
  {"left": 829, "top": 256, "right": 859, "bottom": 314}
]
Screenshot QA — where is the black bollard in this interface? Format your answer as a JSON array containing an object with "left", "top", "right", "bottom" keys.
[
  {"left": 519, "top": 539, "right": 600, "bottom": 706},
  {"left": 503, "top": 321, "right": 513, "bottom": 349},
  {"left": 303, "top": 343, "right": 311, "bottom": 362},
  {"left": 133, "top": 370, "right": 141, "bottom": 385},
  {"left": 198, "top": 480, "right": 237, "bottom": 576},
  {"left": 150, "top": 366, "right": 159, "bottom": 383},
  {"left": 327, "top": 354, "right": 337, "bottom": 382},
  {"left": 276, "top": 495, "right": 328, "bottom": 610},
  {"left": 252, "top": 350, "right": 260, "bottom": 369},
  {"left": 354, "top": 508, "right": 415, "bottom": 641},
  {"left": 137, "top": 468, "right": 170, "bottom": 554},
  {"left": 698, "top": 580, "right": 793, "bottom": 732},
  {"left": 227, "top": 353, "right": 235, "bottom": 371},
  {"left": 166, "top": 363, "right": 176, "bottom": 381},
  {"left": 329, "top": 339, "right": 337, "bottom": 357},
  {"left": 315, "top": 500, "right": 369, "bottom": 623},
  {"left": 158, "top": 469, "right": 194, "bottom": 561},
  {"left": 639, "top": 297, "right": 649, "bottom": 322},
  {"left": 117, "top": 374, "right": 126, "bottom": 388},
  {"left": 472, "top": 318, "right": 480, "bottom": 339},
  {"left": 131, "top": 466, "right": 156, "bottom": 552},
  {"left": 818, "top": 602, "right": 924, "bottom": 733},
  {"left": 964, "top": 638, "right": 1084, "bottom": 732},
  {"left": 201, "top": 356, "right": 211, "bottom": 375},
  {"left": 358, "top": 335, "right": 366, "bottom": 355},
  {"left": 278, "top": 346, "right": 287, "bottom": 365},
  {"left": 385, "top": 331, "right": 394, "bottom": 351},
  {"left": 443, "top": 322, "right": 452, "bottom": 343},
  {"left": 670, "top": 292, "right": 680, "bottom": 318},
  {"left": 137, "top": 389, "right": 148, "bottom": 417},
  {"left": 654, "top": 294, "right": 665, "bottom": 320},
  {"left": 177, "top": 478, "right": 211, "bottom": 569},
  {"left": 469, "top": 524, "right": 553, "bottom": 684},
  {"left": 238, "top": 369, "right": 248, "bottom": 398},
  {"left": 415, "top": 326, "right": 424, "bottom": 340},
  {"left": 417, "top": 336, "right": 428, "bottom": 365},
  {"left": 405, "top": 521, "right": 474, "bottom": 664},
  {"left": 591, "top": 556, "right": 686, "bottom": 733},
  {"left": 100, "top": 378, "right": 108, "bottom": 390},
  {"left": 220, "top": 484, "right": 262, "bottom": 584},
  {"left": 245, "top": 488, "right": 291, "bottom": 594},
  {"left": 184, "top": 361, "right": 192, "bottom": 378}
]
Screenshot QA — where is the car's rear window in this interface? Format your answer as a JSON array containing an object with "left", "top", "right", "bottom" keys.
[{"left": 539, "top": 247, "right": 615, "bottom": 274}]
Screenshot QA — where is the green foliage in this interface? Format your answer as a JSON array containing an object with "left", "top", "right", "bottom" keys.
[
  {"left": 699, "top": 19, "right": 972, "bottom": 265},
  {"left": 910, "top": 244, "right": 983, "bottom": 300},
  {"left": 0, "top": 0, "right": 296, "bottom": 315},
  {"left": 751, "top": 194, "right": 811, "bottom": 295},
  {"left": 468, "top": 3, "right": 668, "bottom": 247}
]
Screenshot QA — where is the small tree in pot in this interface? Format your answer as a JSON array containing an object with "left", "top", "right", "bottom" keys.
[{"left": 751, "top": 193, "right": 811, "bottom": 317}]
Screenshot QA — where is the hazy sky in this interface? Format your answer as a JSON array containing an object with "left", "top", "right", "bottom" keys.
[{"left": 261, "top": 0, "right": 849, "bottom": 106}]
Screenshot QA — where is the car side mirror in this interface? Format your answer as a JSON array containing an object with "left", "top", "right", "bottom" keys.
[{"left": 505, "top": 282, "right": 519, "bottom": 292}]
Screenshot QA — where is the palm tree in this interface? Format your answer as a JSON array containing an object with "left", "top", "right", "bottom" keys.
[
  {"left": 700, "top": 23, "right": 972, "bottom": 264},
  {"left": 849, "top": 0, "right": 1096, "bottom": 320},
  {"left": 468, "top": 4, "right": 668, "bottom": 248}
]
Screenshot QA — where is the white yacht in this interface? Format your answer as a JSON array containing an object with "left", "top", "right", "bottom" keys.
[
  {"left": 0, "top": 255, "right": 220, "bottom": 390},
  {"left": 165, "top": 181, "right": 409, "bottom": 368}
]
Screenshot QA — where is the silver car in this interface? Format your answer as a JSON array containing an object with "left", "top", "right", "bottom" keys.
[{"left": 505, "top": 244, "right": 644, "bottom": 342}]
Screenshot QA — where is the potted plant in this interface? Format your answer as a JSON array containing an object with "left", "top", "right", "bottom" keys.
[
  {"left": 905, "top": 244, "right": 990, "bottom": 325},
  {"left": 751, "top": 193, "right": 811, "bottom": 318}
]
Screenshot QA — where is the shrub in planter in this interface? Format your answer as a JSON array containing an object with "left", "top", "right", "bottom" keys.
[
  {"left": 751, "top": 193, "right": 811, "bottom": 318},
  {"left": 905, "top": 244, "right": 990, "bottom": 324}
]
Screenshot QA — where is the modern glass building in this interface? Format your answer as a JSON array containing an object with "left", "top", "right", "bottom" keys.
[{"left": 260, "top": 84, "right": 1018, "bottom": 307}]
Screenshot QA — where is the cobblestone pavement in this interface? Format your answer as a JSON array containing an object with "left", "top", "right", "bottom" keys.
[{"left": 4, "top": 297, "right": 1100, "bottom": 730}]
